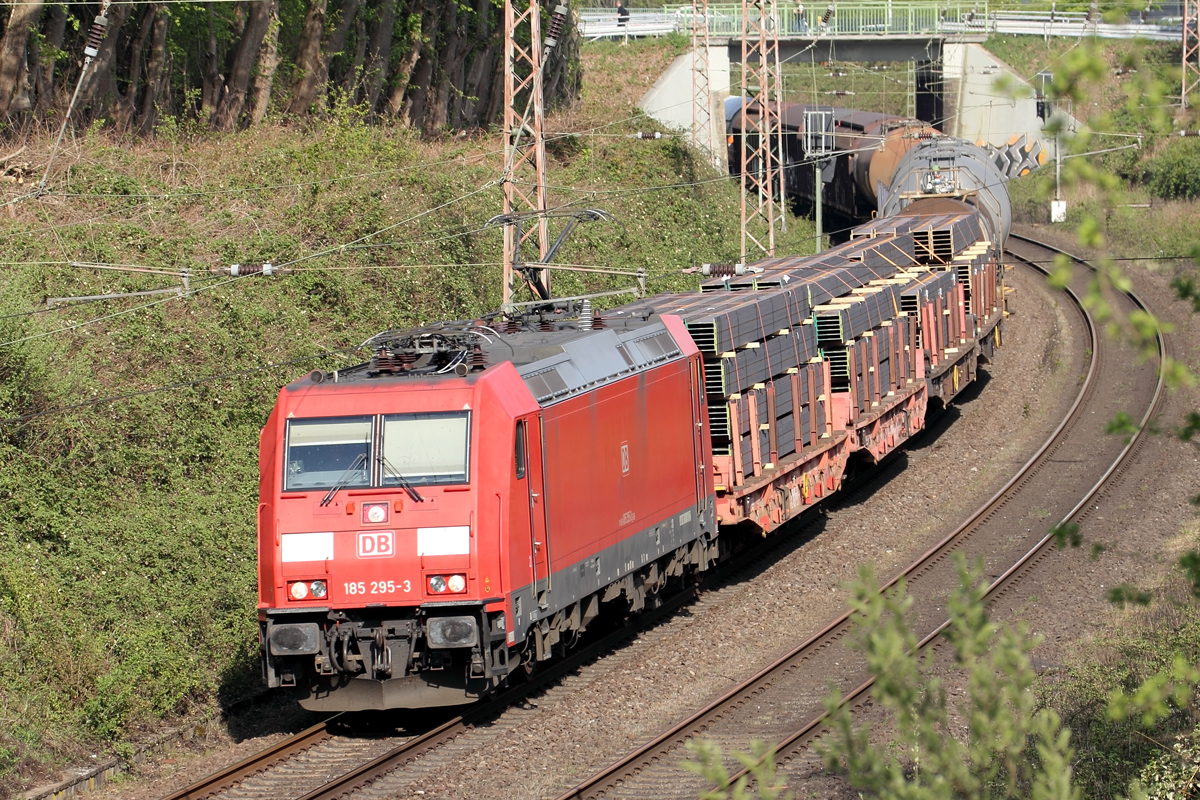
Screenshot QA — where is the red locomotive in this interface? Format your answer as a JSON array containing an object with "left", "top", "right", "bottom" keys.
[
  {"left": 258, "top": 138, "right": 1011, "bottom": 711},
  {"left": 258, "top": 315, "right": 717, "bottom": 710}
]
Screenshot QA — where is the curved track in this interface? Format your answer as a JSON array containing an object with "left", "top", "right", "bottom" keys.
[
  {"left": 549, "top": 235, "right": 1165, "bottom": 800},
  {"left": 163, "top": 235, "right": 1164, "bottom": 800}
]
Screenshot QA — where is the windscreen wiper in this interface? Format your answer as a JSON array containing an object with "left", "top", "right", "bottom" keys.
[
  {"left": 381, "top": 456, "right": 425, "bottom": 503},
  {"left": 320, "top": 452, "right": 368, "bottom": 507}
]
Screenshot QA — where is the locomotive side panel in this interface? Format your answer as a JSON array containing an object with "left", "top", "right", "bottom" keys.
[{"left": 541, "top": 357, "right": 701, "bottom": 575}]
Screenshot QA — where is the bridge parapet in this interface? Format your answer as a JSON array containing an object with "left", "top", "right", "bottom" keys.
[{"left": 579, "top": 4, "right": 1181, "bottom": 42}]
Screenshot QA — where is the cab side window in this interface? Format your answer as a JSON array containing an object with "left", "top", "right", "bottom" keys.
[{"left": 515, "top": 421, "right": 527, "bottom": 479}]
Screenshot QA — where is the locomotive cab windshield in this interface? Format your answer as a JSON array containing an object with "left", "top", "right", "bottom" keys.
[{"left": 284, "top": 411, "right": 470, "bottom": 491}]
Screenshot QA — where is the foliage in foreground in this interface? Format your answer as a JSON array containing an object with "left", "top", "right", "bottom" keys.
[
  {"left": 687, "top": 558, "right": 1079, "bottom": 800},
  {"left": 818, "top": 559, "right": 1078, "bottom": 800}
]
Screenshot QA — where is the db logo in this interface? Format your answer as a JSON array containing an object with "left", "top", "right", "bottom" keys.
[{"left": 357, "top": 531, "right": 394, "bottom": 558}]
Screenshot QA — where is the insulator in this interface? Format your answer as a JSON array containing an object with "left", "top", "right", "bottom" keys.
[
  {"left": 592, "top": 312, "right": 605, "bottom": 330},
  {"left": 632, "top": 131, "right": 663, "bottom": 139},
  {"left": 1179, "top": 130, "right": 1200, "bottom": 137},
  {"left": 820, "top": 4, "right": 834, "bottom": 24},
  {"left": 468, "top": 344, "right": 487, "bottom": 367},
  {"left": 580, "top": 298, "right": 593, "bottom": 330},
  {"left": 545, "top": 3, "right": 569, "bottom": 49},
  {"left": 504, "top": 319, "right": 521, "bottom": 333},
  {"left": 700, "top": 262, "right": 746, "bottom": 278},
  {"left": 228, "top": 263, "right": 276, "bottom": 277},
  {"left": 370, "top": 351, "right": 400, "bottom": 373},
  {"left": 84, "top": 14, "right": 108, "bottom": 58}
]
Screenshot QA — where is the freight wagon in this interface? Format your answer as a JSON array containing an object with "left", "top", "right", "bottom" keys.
[{"left": 258, "top": 138, "right": 1011, "bottom": 711}]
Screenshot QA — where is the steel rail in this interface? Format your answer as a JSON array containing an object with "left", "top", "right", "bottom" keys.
[
  {"left": 553, "top": 237, "right": 1163, "bottom": 800},
  {"left": 157, "top": 583, "right": 703, "bottom": 800},
  {"left": 162, "top": 717, "right": 337, "bottom": 800}
]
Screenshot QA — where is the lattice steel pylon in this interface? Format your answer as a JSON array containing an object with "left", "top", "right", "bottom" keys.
[
  {"left": 502, "top": 0, "right": 552, "bottom": 306},
  {"left": 692, "top": 0, "right": 719, "bottom": 169},
  {"left": 1185, "top": 0, "right": 1200, "bottom": 107},
  {"left": 740, "top": 0, "right": 782, "bottom": 261}
]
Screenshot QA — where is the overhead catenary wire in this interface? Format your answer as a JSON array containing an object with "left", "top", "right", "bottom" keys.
[
  {"left": 0, "top": 176, "right": 504, "bottom": 348},
  {"left": 0, "top": 345, "right": 364, "bottom": 427}
]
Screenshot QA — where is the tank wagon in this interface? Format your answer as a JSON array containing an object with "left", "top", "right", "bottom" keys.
[
  {"left": 258, "top": 133, "right": 1011, "bottom": 713},
  {"left": 727, "top": 101, "right": 1011, "bottom": 241}
]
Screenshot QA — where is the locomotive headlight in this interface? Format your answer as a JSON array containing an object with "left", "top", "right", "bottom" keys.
[
  {"left": 447, "top": 574, "right": 467, "bottom": 593},
  {"left": 309, "top": 580, "right": 328, "bottom": 599},
  {"left": 288, "top": 581, "right": 310, "bottom": 601},
  {"left": 429, "top": 575, "right": 448, "bottom": 593},
  {"left": 363, "top": 502, "right": 389, "bottom": 524}
]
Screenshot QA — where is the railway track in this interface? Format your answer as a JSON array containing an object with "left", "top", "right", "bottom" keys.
[
  {"left": 163, "top": 234, "right": 1162, "bottom": 800},
  {"left": 548, "top": 234, "right": 1166, "bottom": 799},
  {"left": 163, "top": 449, "right": 928, "bottom": 800}
]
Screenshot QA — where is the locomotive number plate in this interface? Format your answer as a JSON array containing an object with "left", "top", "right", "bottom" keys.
[{"left": 343, "top": 580, "right": 412, "bottom": 595}]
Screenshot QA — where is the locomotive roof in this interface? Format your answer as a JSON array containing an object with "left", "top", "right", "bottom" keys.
[{"left": 295, "top": 313, "right": 686, "bottom": 407}]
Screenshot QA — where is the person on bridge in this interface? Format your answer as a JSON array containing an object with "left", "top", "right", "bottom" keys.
[
  {"left": 616, "top": 0, "right": 630, "bottom": 26},
  {"left": 793, "top": 1, "right": 807, "bottom": 32}
]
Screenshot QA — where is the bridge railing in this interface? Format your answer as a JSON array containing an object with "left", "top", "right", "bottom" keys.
[
  {"left": 670, "top": 2, "right": 990, "bottom": 36},
  {"left": 577, "top": 3, "right": 1182, "bottom": 41},
  {"left": 988, "top": 8, "right": 1181, "bottom": 39},
  {"left": 578, "top": 8, "right": 681, "bottom": 39}
]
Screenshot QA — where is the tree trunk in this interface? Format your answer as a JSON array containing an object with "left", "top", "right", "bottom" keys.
[
  {"left": 210, "top": 0, "right": 273, "bottom": 131},
  {"left": 80, "top": 3, "right": 132, "bottom": 116},
  {"left": 341, "top": 13, "right": 367, "bottom": 100},
  {"left": 321, "top": 0, "right": 362, "bottom": 105},
  {"left": 483, "top": 58, "right": 504, "bottom": 126},
  {"left": 0, "top": 0, "right": 43, "bottom": 115},
  {"left": 137, "top": 6, "right": 169, "bottom": 132},
  {"left": 34, "top": 4, "right": 67, "bottom": 113},
  {"left": 201, "top": 4, "right": 221, "bottom": 116},
  {"left": 249, "top": 0, "right": 280, "bottom": 124},
  {"left": 460, "top": 42, "right": 495, "bottom": 126},
  {"left": 385, "top": 4, "right": 426, "bottom": 116},
  {"left": 455, "top": 0, "right": 493, "bottom": 127},
  {"left": 285, "top": 0, "right": 327, "bottom": 115},
  {"left": 361, "top": 0, "right": 396, "bottom": 114},
  {"left": 112, "top": 4, "right": 158, "bottom": 131},
  {"left": 427, "top": 0, "right": 461, "bottom": 131},
  {"left": 399, "top": 1, "right": 444, "bottom": 128}
]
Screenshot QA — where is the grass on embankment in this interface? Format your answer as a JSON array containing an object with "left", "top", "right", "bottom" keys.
[{"left": 0, "top": 37, "right": 814, "bottom": 794}]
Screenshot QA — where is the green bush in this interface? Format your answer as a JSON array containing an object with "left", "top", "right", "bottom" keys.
[{"left": 1147, "top": 140, "right": 1200, "bottom": 201}]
